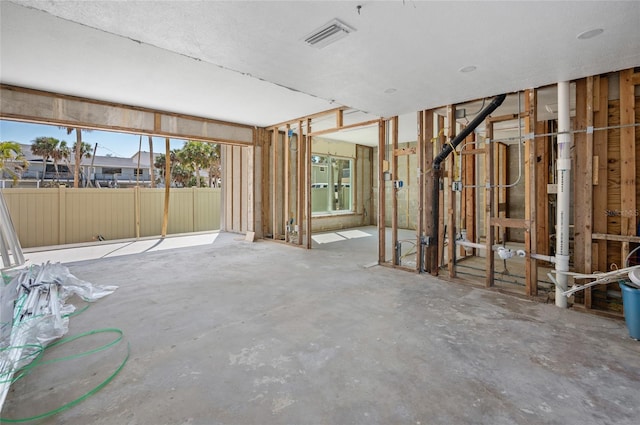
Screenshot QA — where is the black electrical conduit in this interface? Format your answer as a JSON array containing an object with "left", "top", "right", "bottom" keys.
[{"left": 427, "top": 93, "right": 507, "bottom": 274}]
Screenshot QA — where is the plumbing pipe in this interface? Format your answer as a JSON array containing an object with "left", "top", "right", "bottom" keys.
[
  {"left": 530, "top": 253, "right": 557, "bottom": 263},
  {"left": 555, "top": 82, "right": 571, "bottom": 308},
  {"left": 455, "top": 239, "right": 486, "bottom": 250},
  {"left": 429, "top": 93, "right": 507, "bottom": 274}
]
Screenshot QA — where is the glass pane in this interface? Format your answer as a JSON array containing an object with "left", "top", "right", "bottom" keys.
[
  {"left": 331, "top": 158, "right": 352, "bottom": 212},
  {"left": 311, "top": 155, "right": 329, "bottom": 213}
]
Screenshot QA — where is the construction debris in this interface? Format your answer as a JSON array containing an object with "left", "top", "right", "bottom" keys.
[{"left": 0, "top": 262, "right": 117, "bottom": 411}]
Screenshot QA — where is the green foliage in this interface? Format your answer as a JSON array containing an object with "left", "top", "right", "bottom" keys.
[
  {"left": 154, "top": 141, "right": 220, "bottom": 187},
  {"left": 0, "top": 141, "right": 29, "bottom": 184}
]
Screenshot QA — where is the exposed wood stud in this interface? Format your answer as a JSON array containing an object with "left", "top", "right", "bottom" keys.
[
  {"left": 297, "top": 120, "right": 305, "bottom": 246},
  {"left": 485, "top": 121, "right": 495, "bottom": 288},
  {"left": 437, "top": 115, "right": 445, "bottom": 273},
  {"left": 378, "top": 119, "right": 387, "bottom": 264},
  {"left": 524, "top": 88, "right": 538, "bottom": 296},
  {"left": 620, "top": 69, "right": 636, "bottom": 262},
  {"left": 392, "top": 116, "right": 399, "bottom": 267},
  {"left": 284, "top": 125, "right": 290, "bottom": 243},
  {"left": 447, "top": 106, "right": 456, "bottom": 277}
]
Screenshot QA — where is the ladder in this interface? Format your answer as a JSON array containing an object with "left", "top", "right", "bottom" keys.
[{"left": 0, "top": 190, "right": 24, "bottom": 270}]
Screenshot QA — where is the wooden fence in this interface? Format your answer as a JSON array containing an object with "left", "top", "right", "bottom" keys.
[{"left": 1, "top": 187, "right": 221, "bottom": 248}]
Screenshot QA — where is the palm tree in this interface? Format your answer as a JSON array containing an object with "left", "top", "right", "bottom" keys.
[
  {"left": 62, "top": 127, "right": 92, "bottom": 188},
  {"left": 30, "top": 136, "right": 59, "bottom": 184},
  {"left": 70, "top": 140, "right": 92, "bottom": 187},
  {"left": 0, "top": 141, "right": 29, "bottom": 185},
  {"left": 50, "top": 140, "right": 69, "bottom": 183}
]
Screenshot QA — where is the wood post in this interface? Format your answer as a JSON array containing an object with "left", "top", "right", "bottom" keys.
[
  {"left": 447, "top": 106, "right": 456, "bottom": 277},
  {"left": 378, "top": 119, "right": 386, "bottom": 264},
  {"left": 524, "top": 89, "right": 538, "bottom": 296}
]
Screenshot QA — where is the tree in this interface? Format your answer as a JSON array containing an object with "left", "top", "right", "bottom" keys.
[
  {"left": 154, "top": 150, "right": 180, "bottom": 186},
  {"left": 206, "top": 144, "right": 221, "bottom": 187},
  {"left": 178, "top": 141, "right": 213, "bottom": 187},
  {"left": 72, "top": 140, "right": 92, "bottom": 186},
  {"left": 50, "top": 140, "right": 70, "bottom": 183},
  {"left": 31, "top": 136, "right": 59, "bottom": 184},
  {"left": 62, "top": 127, "right": 92, "bottom": 188},
  {"left": 0, "top": 141, "right": 29, "bottom": 185}
]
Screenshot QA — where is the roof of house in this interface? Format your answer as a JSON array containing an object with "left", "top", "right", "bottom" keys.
[{"left": 18, "top": 143, "right": 160, "bottom": 168}]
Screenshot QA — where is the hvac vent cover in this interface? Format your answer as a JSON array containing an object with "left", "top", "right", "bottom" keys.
[{"left": 304, "top": 19, "right": 356, "bottom": 49}]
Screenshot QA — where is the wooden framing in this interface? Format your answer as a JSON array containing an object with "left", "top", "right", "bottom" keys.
[
  {"left": 447, "top": 106, "right": 457, "bottom": 277},
  {"left": 297, "top": 121, "right": 305, "bottom": 246},
  {"left": 305, "top": 119, "right": 312, "bottom": 249},
  {"left": 284, "top": 125, "right": 291, "bottom": 242},
  {"left": 461, "top": 133, "right": 476, "bottom": 258},
  {"left": 524, "top": 89, "right": 538, "bottom": 296},
  {"left": 378, "top": 119, "right": 387, "bottom": 264},
  {"left": 485, "top": 120, "right": 495, "bottom": 288},
  {"left": 391, "top": 117, "right": 399, "bottom": 266},
  {"left": 0, "top": 84, "right": 253, "bottom": 145},
  {"left": 620, "top": 69, "right": 636, "bottom": 262}
]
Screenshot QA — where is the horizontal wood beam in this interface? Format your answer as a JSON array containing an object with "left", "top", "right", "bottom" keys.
[
  {"left": 490, "top": 217, "right": 530, "bottom": 229},
  {"left": 268, "top": 107, "right": 346, "bottom": 130},
  {"left": 308, "top": 119, "right": 380, "bottom": 137},
  {"left": 486, "top": 112, "right": 529, "bottom": 124},
  {"left": 394, "top": 147, "right": 416, "bottom": 156},
  {"left": 461, "top": 148, "right": 486, "bottom": 155},
  {"left": 592, "top": 233, "right": 640, "bottom": 243},
  {"left": 0, "top": 84, "right": 254, "bottom": 145}
]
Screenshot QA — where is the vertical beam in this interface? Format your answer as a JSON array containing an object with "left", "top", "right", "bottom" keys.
[
  {"left": 620, "top": 69, "right": 636, "bottom": 261},
  {"left": 447, "top": 106, "right": 456, "bottom": 277},
  {"left": 336, "top": 109, "right": 344, "bottom": 128},
  {"left": 422, "top": 111, "right": 435, "bottom": 273},
  {"left": 524, "top": 89, "right": 538, "bottom": 296},
  {"left": 485, "top": 122, "right": 495, "bottom": 288},
  {"left": 306, "top": 118, "right": 312, "bottom": 249},
  {"left": 297, "top": 120, "right": 304, "bottom": 246},
  {"left": 462, "top": 133, "right": 475, "bottom": 257},
  {"left": 378, "top": 119, "right": 387, "bottom": 264},
  {"left": 417, "top": 112, "right": 425, "bottom": 271},
  {"left": 574, "top": 79, "right": 587, "bottom": 274},
  {"left": 535, "top": 121, "right": 549, "bottom": 258},
  {"left": 437, "top": 115, "right": 446, "bottom": 272},
  {"left": 593, "top": 76, "right": 609, "bottom": 278},
  {"left": 271, "top": 129, "right": 278, "bottom": 240},
  {"left": 284, "top": 125, "right": 290, "bottom": 242},
  {"left": 392, "top": 117, "right": 399, "bottom": 265},
  {"left": 161, "top": 137, "right": 171, "bottom": 237}
]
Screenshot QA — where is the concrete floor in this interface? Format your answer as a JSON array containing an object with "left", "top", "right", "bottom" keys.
[{"left": 3, "top": 228, "right": 640, "bottom": 424}]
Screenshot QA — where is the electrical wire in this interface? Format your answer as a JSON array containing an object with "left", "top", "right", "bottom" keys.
[{"left": 0, "top": 328, "right": 129, "bottom": 423}]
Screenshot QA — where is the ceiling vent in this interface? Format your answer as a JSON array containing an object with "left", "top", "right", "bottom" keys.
[{"left": 304, "top": 19, "right": 356, "bottom": 49}]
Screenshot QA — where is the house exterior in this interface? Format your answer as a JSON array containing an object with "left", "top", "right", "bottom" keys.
[{"left": 1, "top": 143, "right": 160, "bottom": 187}]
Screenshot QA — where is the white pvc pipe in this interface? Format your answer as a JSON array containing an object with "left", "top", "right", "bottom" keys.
[
  {"left": 455, "top": 240, "right": 486, "bottom": 250},
  {"left": 555, "top": 81, "right": 571, "bottom": 308},
  {"left": 530, "top": 253, "right": 557, "bottom": 263}
]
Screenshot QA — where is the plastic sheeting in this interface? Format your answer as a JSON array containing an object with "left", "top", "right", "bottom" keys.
[{"left": 0, "top": 262, "right": 117, "bottom": 410}]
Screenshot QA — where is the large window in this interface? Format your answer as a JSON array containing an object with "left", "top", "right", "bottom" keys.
[{"left": 311, "top": 155, "right": 353, "bottom": 214}]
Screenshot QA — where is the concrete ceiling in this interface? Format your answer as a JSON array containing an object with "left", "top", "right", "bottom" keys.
[{"left": 1, "top": 1, "right": 639, "bottom": 136}]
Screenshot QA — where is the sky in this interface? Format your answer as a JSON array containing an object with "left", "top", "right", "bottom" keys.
[{"left": 0, "top": 120, "right": 185, "bottom": 158}]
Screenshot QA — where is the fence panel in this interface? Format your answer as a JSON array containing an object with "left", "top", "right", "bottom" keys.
[{"left": 2, "top": 187, "right": 221, "bottom": 248}]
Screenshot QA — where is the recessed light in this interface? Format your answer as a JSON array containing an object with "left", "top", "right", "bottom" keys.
[
  {"left": 459, "top": 65, "right": 477, "bottom": 73},
  {"left": 384, "top": 88, "right": 397, "bottom": 94},
  {"left": 577, "top": 28, "right": 604, "bottom": 40}
]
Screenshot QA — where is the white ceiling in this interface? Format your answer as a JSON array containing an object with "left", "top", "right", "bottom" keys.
[{"left": 1, "top": 1, "right": 639, "bottom": 136}]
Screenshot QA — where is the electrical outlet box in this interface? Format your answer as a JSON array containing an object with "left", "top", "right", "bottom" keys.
[{"left": 452, "top": 181, "right": 463, "bottom": 192}]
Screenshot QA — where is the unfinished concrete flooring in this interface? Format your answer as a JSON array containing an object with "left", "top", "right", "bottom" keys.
[{"left": 3, "top": 230, "right": 640, "bottom": 424}]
